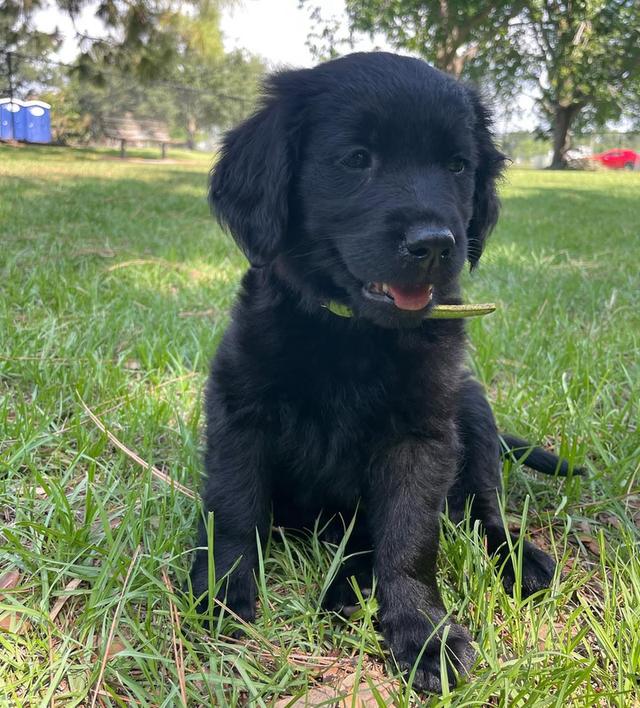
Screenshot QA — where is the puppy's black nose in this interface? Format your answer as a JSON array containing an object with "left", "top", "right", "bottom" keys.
[{"left": 404, "top": 226, "right": 456, "bottom": 262}]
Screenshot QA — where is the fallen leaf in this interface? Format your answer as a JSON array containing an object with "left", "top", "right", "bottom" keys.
[
  {"left": 276, "top": 669, "right": 396, "bottom": 707},
  {"left": 597, "top": 513, "right": 621, "bottom": 529},
  {"left": 577, "top": 520, "right": 592, "bottom": 535},
  {"left": 106, "top": 638, "right": 127, "bottom": 658},
  {"left": 0, "top": 569, "right": 20, "bottom": 594},
  {"left": 276, "top": 685, "right": 337, "bottom": 707},
  {"left": 625, "top": 495, "right": 640, "bottom": 510},
  {"left": 339, "top": 672, "right": 396, "bottom": 706},
  {"left": 536, "top": 621, "right": 577, "bottom": 650},
  {"left": 577, "top": 533, "right": 601, "bottom": 556},
  {"left": 0, "top": 612, "right": 30, "bottom": 634},
  {"left": 0, "top": 570, "right": 30, "bottom": 634},
  {"left": 94, "top": 636, "right": 127, "bottom": 659}
]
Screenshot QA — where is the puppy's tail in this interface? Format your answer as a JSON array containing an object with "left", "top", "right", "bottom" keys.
[{"left": 499, "top": 433, "right": 585, "bottom": 476}]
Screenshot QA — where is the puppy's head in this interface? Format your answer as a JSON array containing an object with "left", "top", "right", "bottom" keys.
[{"left": 210, "top": 52, "right": 506, "bottom": 328}]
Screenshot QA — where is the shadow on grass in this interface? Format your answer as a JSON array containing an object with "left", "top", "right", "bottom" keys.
[
  {"left": 5, "top": 166, "right": 639, "bottom": 371},
  {"left": 3, "top": 172, "right": 234, "bottom": 264},
  {"left": 0, "top": 142, "right": 211, "bottom": 163},
  {"left": 5, "top": 169, "right": 639, "bottom": 264}
]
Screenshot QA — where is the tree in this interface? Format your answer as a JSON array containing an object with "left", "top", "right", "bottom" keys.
[
  {"left": 60, "top": 0, "right": 201, "bottom": 79},
  {"left": 42, "top": 44, "right": 262, "bottom": 147},
  {"left": 165, "top": 1, "right": 263, "bottom": 147},
  {"left": 315, "top": 0, "right": 640, "bottom": 167},
  {"left": 3, "top": 0, "right": 263, "bottom": 146},
  {"left": 165, "top": 48, "right": 264, "bottom": 148},
  {"left": 340, "top": 0, "right": 526, "bottom": 77},
  {"left": 66, "top": 0, "right": 263, "bottom": 145},
  {"left": 1, "top": 0, "right": 60, "bottom": 96},
  {"left": 512, "top": 1, "right": 640, "bottom": 167}
]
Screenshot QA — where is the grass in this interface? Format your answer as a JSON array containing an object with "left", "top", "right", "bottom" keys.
[{"left": 1, "top": 143, "right": 639, "bottom": 706}]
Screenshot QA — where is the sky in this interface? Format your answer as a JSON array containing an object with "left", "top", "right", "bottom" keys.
[
  {"left": 222, "top": 0, "right": 379, "bottom": 68},
  {"left": 34, "top": 0, "right": 535, "bottom": 130},
  {"left": 36, "top": 0, "right": 387, "bottom": 67}
]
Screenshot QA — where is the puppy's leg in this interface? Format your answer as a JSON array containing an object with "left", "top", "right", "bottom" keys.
[
  {"left": 369, "top": 435, "right": 474, "bottom": 694},
  {"left": 448, "top": 376, "right": 555, "bottom": 597},
  {"left": 190, "top": 428, "right": 270, "bottom": 624}
]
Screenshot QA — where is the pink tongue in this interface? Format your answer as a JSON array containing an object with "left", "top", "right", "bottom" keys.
[{"left": 387, "top": 284, "right": 433, "bottom": 311}]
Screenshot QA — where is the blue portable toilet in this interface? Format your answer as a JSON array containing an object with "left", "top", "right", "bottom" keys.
[
  {"left": 0, "top": 98, "right": 27, "bottom": 141},
  {"left": 25, "top": 100, "right": 52, "bottom": 143}
]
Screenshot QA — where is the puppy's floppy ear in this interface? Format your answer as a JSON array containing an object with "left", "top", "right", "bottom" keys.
[
  {"left": 466, "top": 88, "right": 508, "bottom": 268},
  {"left": 209, "top": 79, "right": 300, "bottom": 266}
]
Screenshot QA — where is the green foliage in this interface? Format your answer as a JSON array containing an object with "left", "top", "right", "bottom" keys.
[
  {"left": 2, "top": 0, "right": 263, "bottom": 144},
  {"left": 1, "top": 144, "right": 640, "bottom": 704},
  {"left": 510, "top": 0, "right": 640, "bottom": 165},
  {"left": 48, "top": 51, "right": 263, "bottom": 146},
  {"left": 7, "top": 0, "right": 264, "bottom": 146},
  {"left": 0, "top": 0, "right": 60, "bottom": 94},
  {"left": 324, "top": 0, "right": 640, "bottom": 166},
  {"left": 40, "top": 79, "right": 93, "bottom": 144},
  {"left": 344, "top": 0, "right": 524, "bottom": 78},
  {"left": 64, "top": 0, "right": 204, "bottom": 80},
  {"left": 68, "top": 0, "right": 263, "bottom": 142}
]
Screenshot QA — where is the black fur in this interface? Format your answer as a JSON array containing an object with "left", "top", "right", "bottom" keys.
[
  {"left": 190, "top": 53, "right": 575, "bottom": 693},
  {"left": 500, "top": 433, "right": 585, "bottom": 476}
]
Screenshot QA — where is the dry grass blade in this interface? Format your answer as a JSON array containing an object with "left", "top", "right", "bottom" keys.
[
  {"left": 49, "top": 577, "right": 83, "bottom": 623},
  {"left": 94, "top": 688, "right": 140, "bottom": 704},
  {"left": 106, "top": 257, "right": 207, "bottom": 280},
  {"left": 74, "top": 247, "right": 116, "bottom": 258},
  {"left": 79, "top": 395, "right": 197, "bottom": 500},
  {"left": 178, "top": 308, "right": 218, "bottom": 318},
  {"left": 221, "top": 635, "right": 351, "bottom": 673},
  {"left": 0, "top": 355, "right": 77, "bottom": 363},
  {"left": 107, "top": 257, "right": 173, "bottom": 272},
  {"left": 161, "top": 570, "right": 188, "bottom": 707},
  {"left": 56, "top": 372, "right": 199, "bottom": 436},
  {"left": 212, "top": 597, "right": 280, "bottom": 654},
  {"left": 48, "top": 630, "right": 56, "bottom": 708},
  {"left": 90, "top": 545, "right": 142, "bottom": 708}
]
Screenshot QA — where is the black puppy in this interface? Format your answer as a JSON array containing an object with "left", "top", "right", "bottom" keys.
[{"left": 190, "top": 52, "right": 565, "bottom": 692}]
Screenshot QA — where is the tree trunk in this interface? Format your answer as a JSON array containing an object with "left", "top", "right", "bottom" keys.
[
  {"left": 186, "top": 114, "right": 197, "bottom": 150},
  {"left": 549, "top": 104, "right": 581, "bottom": 169}
]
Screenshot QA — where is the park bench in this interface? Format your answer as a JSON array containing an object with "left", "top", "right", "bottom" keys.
[{"left": 103, "top": 114, "right": 174, "bottom": 158}]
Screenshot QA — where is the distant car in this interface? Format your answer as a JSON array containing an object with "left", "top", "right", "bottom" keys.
[{"left": 591, "top": 148, "right": 639, "bottom": 170}]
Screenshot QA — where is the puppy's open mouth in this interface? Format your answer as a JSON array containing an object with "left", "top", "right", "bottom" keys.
[{"left": 363, "top": 282, "right": 433, "bottom": 311}]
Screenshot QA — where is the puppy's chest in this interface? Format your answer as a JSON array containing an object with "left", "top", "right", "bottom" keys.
[{"left": 270, "top": 330, "right": 461, "bottom": 492}]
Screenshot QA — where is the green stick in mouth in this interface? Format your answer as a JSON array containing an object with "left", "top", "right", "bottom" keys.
[
  {"left": 325, "top": 301, "right": 497, "bottom": 319},
  {"left": 425, "top": 303, "right": 496, "bottom": 319}
]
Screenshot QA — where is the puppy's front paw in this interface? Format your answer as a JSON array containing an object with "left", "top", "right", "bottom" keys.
[
  {"left": 499, "top": 538, "right": 556, "bottom": 598},
  {"left": 189, "top": 550, "right": 256, "bottom": 625},
  {"left": 386, "top": 616, "right": 474, "bottom": 694},
  {"left": 323, "top": 578, "right": 372, "bottom": 617},
  {"left": 322, "top": 558, "right": 373, "bottom": 617}
]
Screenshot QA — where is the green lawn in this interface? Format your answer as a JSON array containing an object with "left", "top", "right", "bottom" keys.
[{"left": 1, "top": 144, "right": 639, "bottom": 706}]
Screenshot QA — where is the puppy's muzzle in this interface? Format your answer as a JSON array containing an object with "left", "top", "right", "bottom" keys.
[{"left": 403, "top": 226, "right": 456, "bottom": 266}]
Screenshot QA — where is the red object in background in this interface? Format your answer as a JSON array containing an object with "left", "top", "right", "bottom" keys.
[{"left": 591, "top": 148, "right": 639, "bottom": 170}]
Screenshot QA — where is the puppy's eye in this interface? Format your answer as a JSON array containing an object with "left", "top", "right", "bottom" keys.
[
  {"left": 341, "top": 149, "right": 372, "bottom": 170},
  {"left": 447, "top": 158, "right": 467, "bottom": 174}
]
